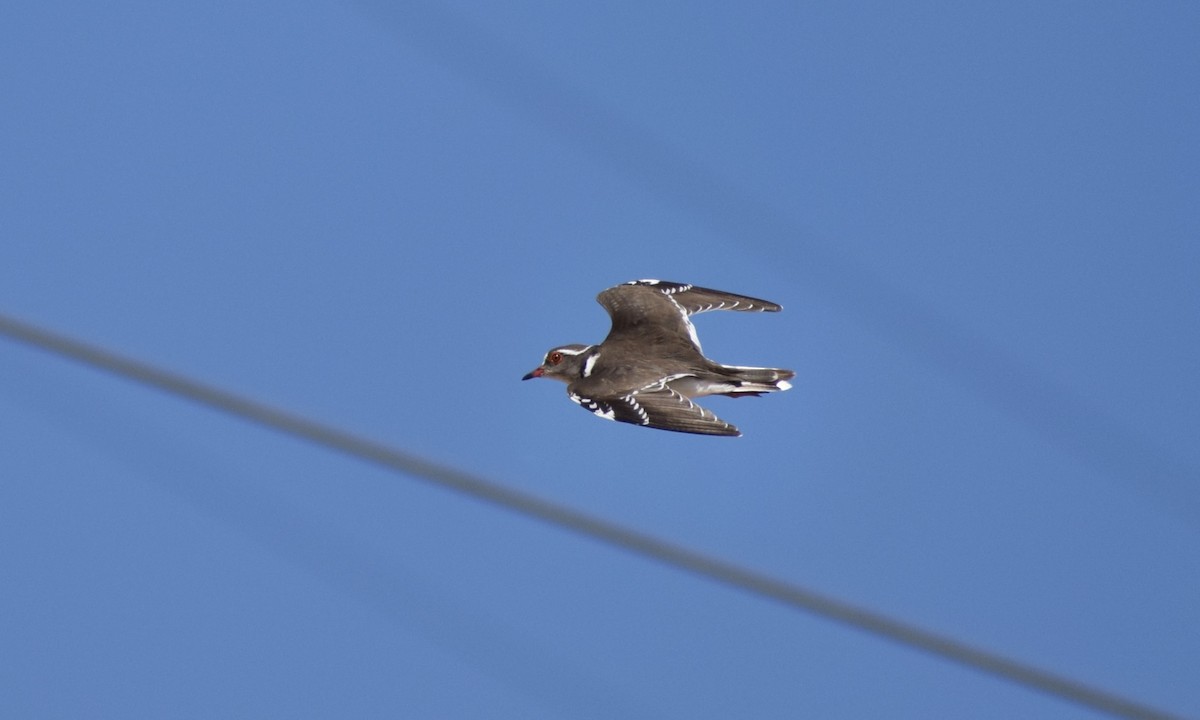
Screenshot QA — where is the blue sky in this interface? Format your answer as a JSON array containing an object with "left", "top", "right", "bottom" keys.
[{"left": 2, "top": 2, "right": 1198, "bottom": 718}]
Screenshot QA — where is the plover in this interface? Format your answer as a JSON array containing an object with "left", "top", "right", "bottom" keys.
[{"left": 522, "top": 280, "right": 793, "bottom": 436}]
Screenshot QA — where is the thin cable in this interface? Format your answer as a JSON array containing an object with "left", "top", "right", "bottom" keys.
[{"left": 0, "top": 312, "right": 1185, "bottom": 720}]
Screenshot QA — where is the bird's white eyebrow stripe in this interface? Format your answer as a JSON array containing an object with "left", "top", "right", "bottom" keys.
[
  {"left": 553, "top": 345, "right": 591, "bottom": 356},
  {"left": 581, "top": 352, "right": 600, "bottom": 377}
]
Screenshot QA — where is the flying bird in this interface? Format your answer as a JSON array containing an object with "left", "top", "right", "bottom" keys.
[{"left": 522, "top": 279, "right": 794, "bottom": 436}]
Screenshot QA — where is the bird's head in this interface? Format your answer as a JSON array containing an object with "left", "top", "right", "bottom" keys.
[{"left": 522, "top": 344, "right": 591, "bottom": 383}]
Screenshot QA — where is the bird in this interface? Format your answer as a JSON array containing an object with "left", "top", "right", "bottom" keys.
[{"left": 522, "top": 279, "right": 794, "bottom": 436}]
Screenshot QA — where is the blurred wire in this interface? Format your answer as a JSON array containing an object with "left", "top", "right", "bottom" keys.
[
  {"left": 353, "top": 0, "right": 1199, "bottom": 518},
  {"left": 8, "top": 373, "right": 632, "bottom": 719},
  {"left": 0, "top": 312, "right": 1185, "bottom": 720}
]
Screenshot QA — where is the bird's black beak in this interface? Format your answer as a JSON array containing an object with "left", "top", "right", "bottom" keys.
[{"left": 522, "top": 367, "right": 543, "bottom": 381}]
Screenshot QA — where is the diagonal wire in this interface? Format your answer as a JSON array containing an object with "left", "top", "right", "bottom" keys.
[{"left": 0, "top": 311, "right": 1186, "bottom": 720}]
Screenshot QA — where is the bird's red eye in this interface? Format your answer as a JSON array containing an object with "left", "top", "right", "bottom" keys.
[{"left": 548, "top": 351, "right": 563, "bottom": 365}]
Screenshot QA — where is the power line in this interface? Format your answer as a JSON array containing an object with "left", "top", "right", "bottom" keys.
[{"left": 0, "top": 312, "right": 1185, "bottom": 720}]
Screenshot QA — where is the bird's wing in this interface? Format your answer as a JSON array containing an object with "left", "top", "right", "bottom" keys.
[
  {"left": 596, "top": 280, "right": 781, "bottom": 353},
  {"left": 570, "top": 376, "right": 741, "bottom": 437},
  {"left": 614, "top": 279, "right": 782, "bottom": 315}
]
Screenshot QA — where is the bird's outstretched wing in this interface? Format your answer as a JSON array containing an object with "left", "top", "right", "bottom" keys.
[
  {"left": 570, "top": 376, "right": 741, "bottom": 437},
  {"left": 614, "top": 279, "right": 781, "bottom": 314},
  {"left": 596, "top": 279, "right": 782, "bottom": 353}
]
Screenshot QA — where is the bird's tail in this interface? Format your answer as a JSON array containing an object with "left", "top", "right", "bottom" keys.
[{"left": 714, "top": 365, "right": 794, "bottom": 397}]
